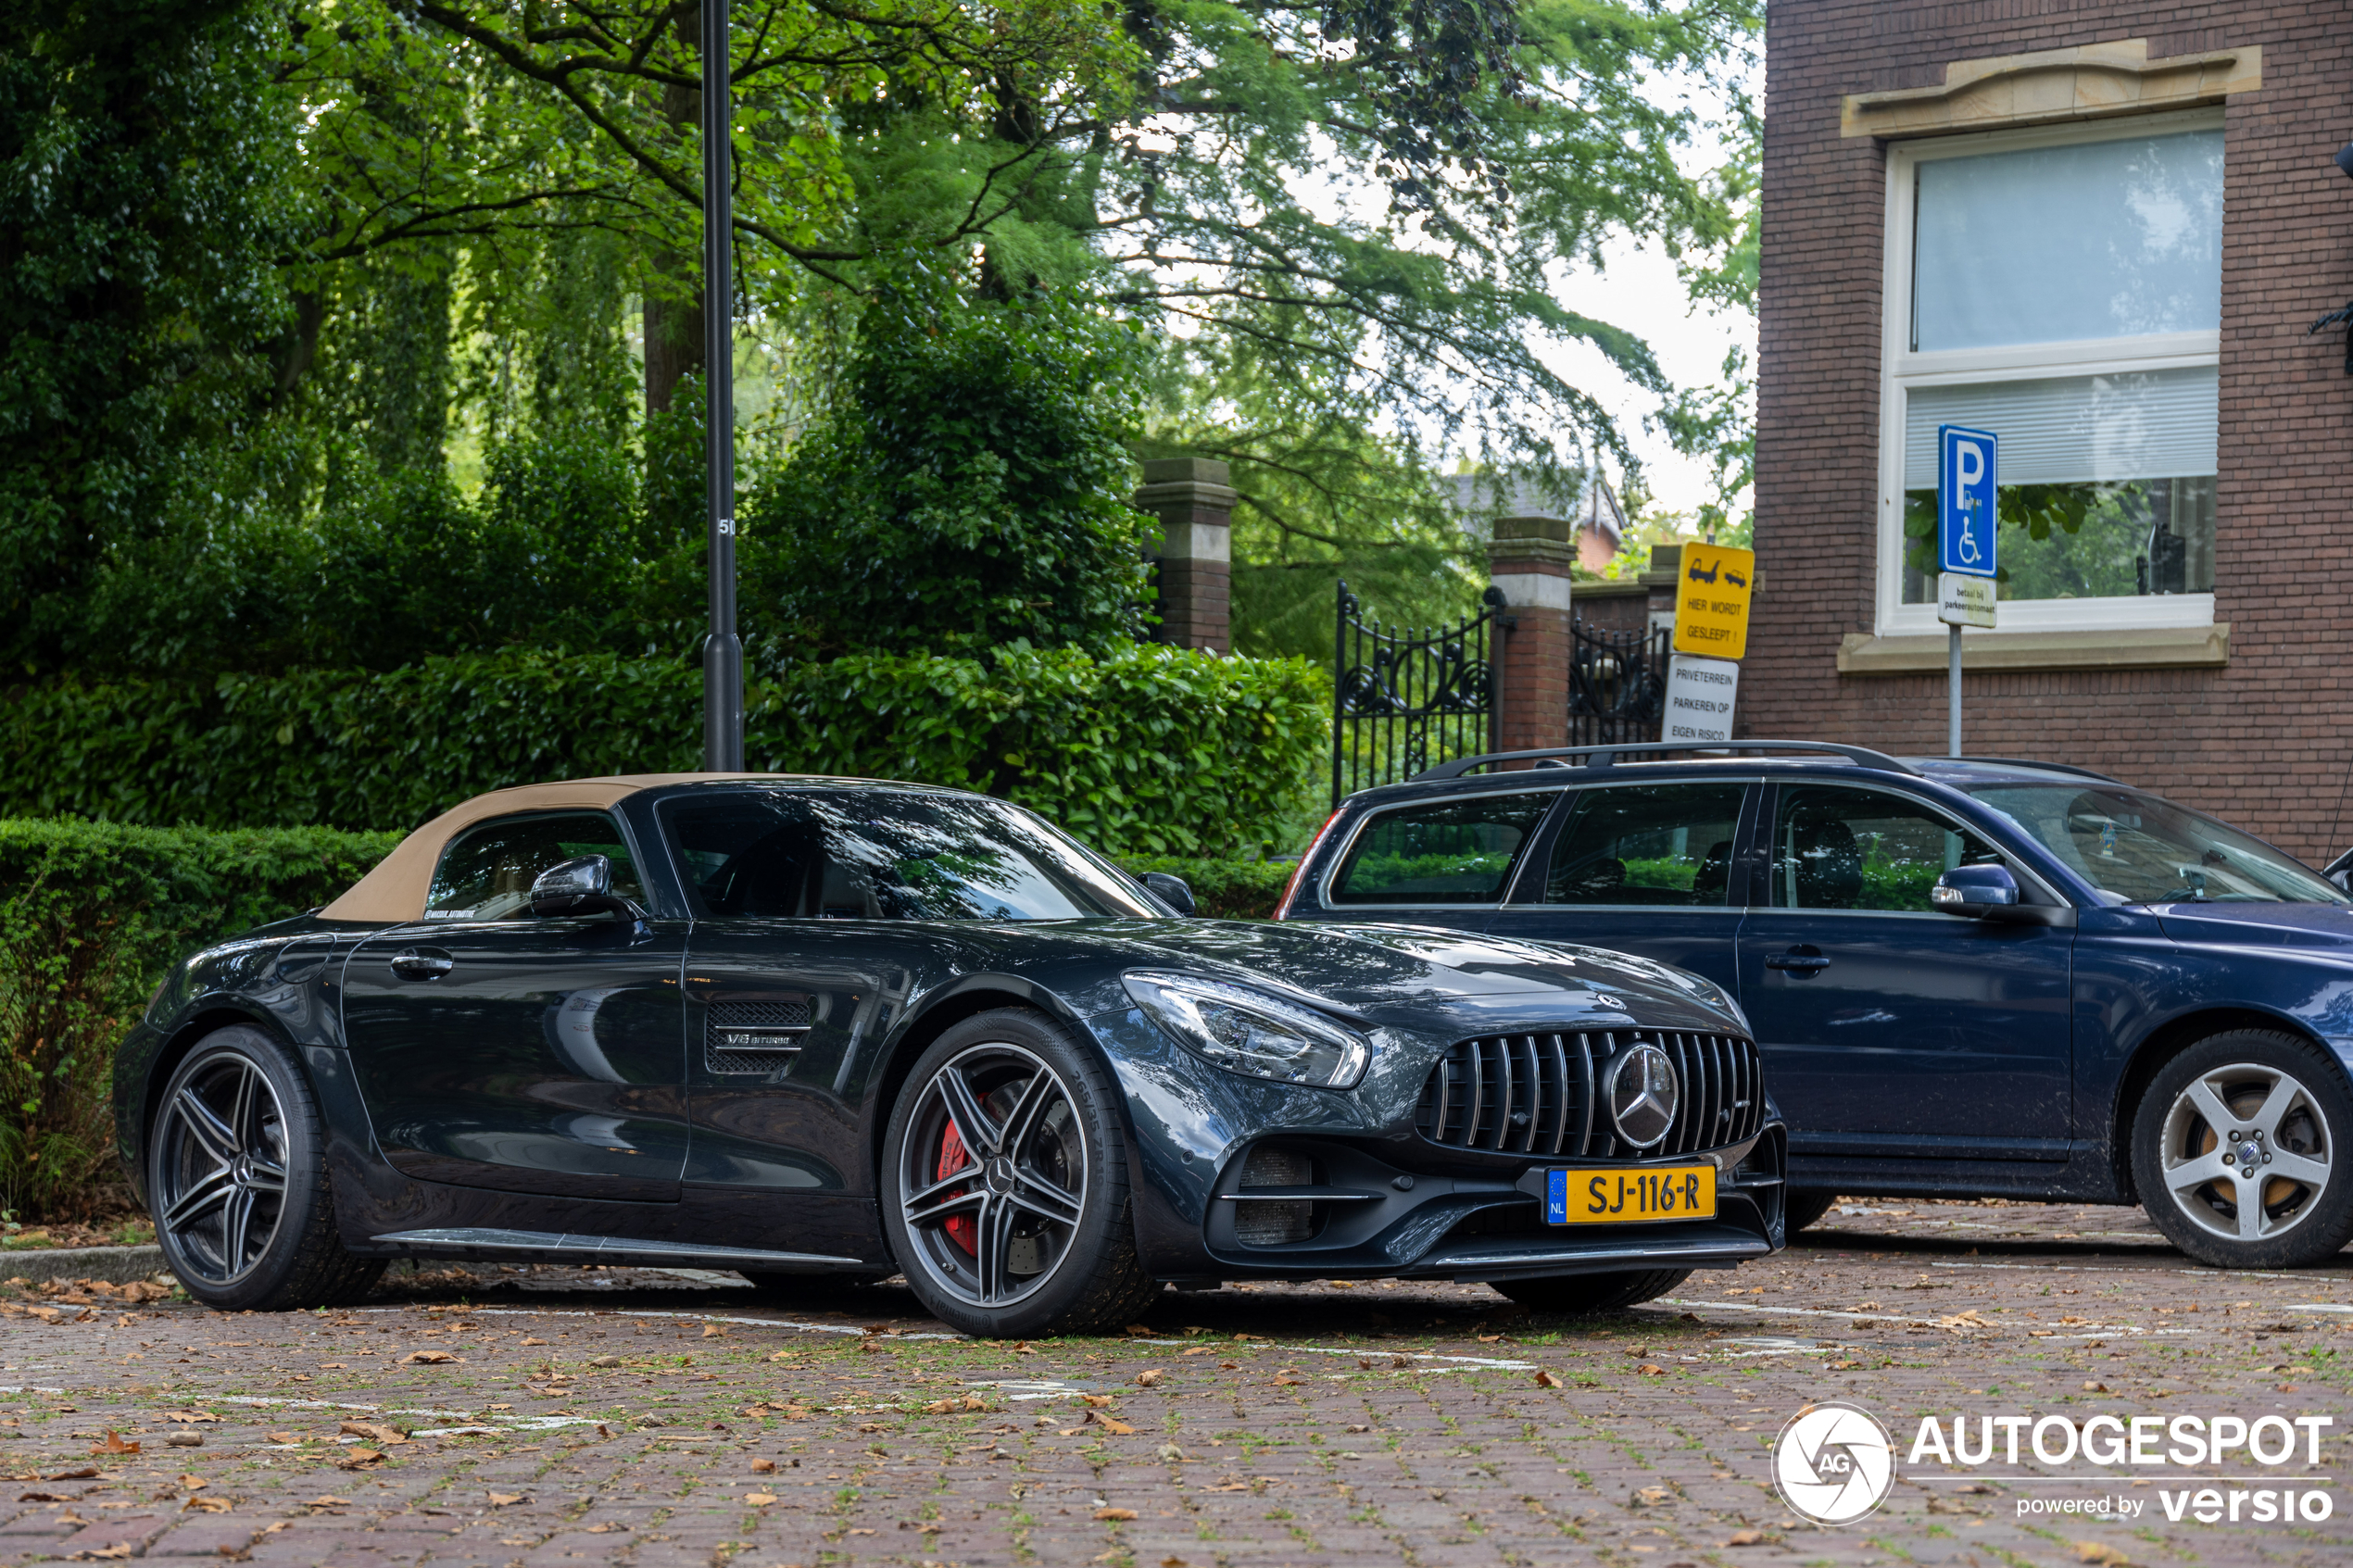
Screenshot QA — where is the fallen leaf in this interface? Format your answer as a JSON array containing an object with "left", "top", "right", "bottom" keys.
[
  {"left": 265, "top": 1433, "right": 302, "bottom": 1445},
  {"left": 304, "top": 1497, "right": 350, "bottom": 1508},
  {"left": 1477, "top": 1334, "right": 1502, "bottom": 1343},
  {"left": 160, "top": 1412, "right": 220, "bottom": 1424},
  {"left": 1533, "top": 1370, "right": 1564, "bottom": 1389},
  {"left": 1634, "top": 1486, "right": 1671, "bottom": 1507},
  {"left": 744, "top": 1492, "right": 776, "bottom": 1506},
  {"left": 45, "top": 1468, "right": 99, "bottom": 1481},
  {"left": 1085, "top": 1410, "right": 1137, "bottom": 1436},
  {"left": 2082, "top": 1381, "right": 2108, "bottom": 1392},
  {"left": 750, "top": 1458, "right": 776, "bottom": 1474},
  {"left": 1082, "top": 1393, "right": 1114, "bottom": 1408},
  {"left": 702, "top": 1323, "right": 725, "bottom": 1338},
  {"left": 403, "top": 1349, "right": 456, "bottom": 1365},
  {"left": 76, "top": 1545, "right": 134, "bottom": 1560},
  {"left": 489, "top": 1492, "right": 524, "bottom": 1507},
  {"left": 17, "top": 1491, "right": 73, "bottom": 1503},
  {"left": 2071, "top": 1545, "right": 2130, "bottom": 1566},
  {"left": 1163, "top": 1556, "right": 1189, "bottom": 1566},
  {"left": 585, "top": 1523, "right": 623, "bottom": 1534},
  {"left": 87, "top": 1431, "right": 137, "bottom": 1456},
  {"left": 1094, "top": 1507, "right": 1139, "bottom": 1521},
  {"left": 1636, "top": 1363, "right": 1667, "bottom": 1376},
  {"left": 179, "top": 1474, "right": 208, "bottom": 1490},
  {"left": 333, "top": 1449, "right": 384, "bottom": 1471},
  {"left": 1726, "top": 1528, "right": 1769, "bottom": 1547},
  {"left": 183, "top": 1495, "right": 232, "bottom": 1513},
  {"left": 339, "top": 1421, "right": 409, "bottom": 1446},
  {"left": 1134, "top": 1370, "right": 1163, "bottom": 1387},
  {"left": 521, "top": 1337, "right": 548, "bottom": 1347}
]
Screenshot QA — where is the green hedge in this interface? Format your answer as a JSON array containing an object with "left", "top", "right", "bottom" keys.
[
  {"left": 0, "top": 821, "right": 399, "bottom": 1222},
  {"left": 1123, "top": 857, "right": 1295, "bottom": 921},
  {"left": 1, "top": 643, "right": 1327, "bottom": 859}
]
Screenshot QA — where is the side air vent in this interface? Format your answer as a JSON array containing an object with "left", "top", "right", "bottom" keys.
[
  {"left": 704, "top": 998, "right": 812, "bottom": 1074},
  {"left": 1415, "top": 1030, "right": 1761, "bottom": 1159}
]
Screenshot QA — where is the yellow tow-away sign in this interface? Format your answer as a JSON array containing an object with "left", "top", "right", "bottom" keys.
[{"left": 1672, "top": 543, "right": 1755, "bottom": 659}]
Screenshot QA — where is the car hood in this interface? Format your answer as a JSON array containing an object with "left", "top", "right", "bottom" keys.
[
  {"left": 1027, "top": 919, "right": 1744, "bottom": 1037},
  {"left": 2152, "top": 900, "right": 2353, "bottom": 951}
]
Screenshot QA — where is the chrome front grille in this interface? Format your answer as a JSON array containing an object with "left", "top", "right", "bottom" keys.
[{"left": 1415, "top": 1029, "right": 1761, "bottom": 1159}]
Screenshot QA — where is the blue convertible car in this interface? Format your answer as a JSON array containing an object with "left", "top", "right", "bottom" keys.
[{"left": 1277, "top": 742, "right": 2353, "bottom": 1270}]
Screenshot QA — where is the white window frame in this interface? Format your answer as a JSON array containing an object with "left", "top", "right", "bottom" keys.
[{"left": 1875, "top": 107, "right": 2222, "bottom": 638}]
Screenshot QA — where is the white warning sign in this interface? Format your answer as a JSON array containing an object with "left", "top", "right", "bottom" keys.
[{"left": 1663, "top": 654, "right": 1740, "bottom": 746}]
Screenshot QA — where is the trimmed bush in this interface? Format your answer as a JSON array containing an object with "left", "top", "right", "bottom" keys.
[
  {"left": 0, "top": 820, "right": 398, "bottom": 1222},
  {"left": 1123, "top": 857, "right": 1295, "bottom": 921},
  {"left": 1, "top": 642, "right": 1328, "bottom": 858}
]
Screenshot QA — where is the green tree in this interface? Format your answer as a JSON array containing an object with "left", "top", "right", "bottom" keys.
[
  {"left": 0, "top": 0, "right": 302, "bottom": 668},
  {"left": 742, "top": 277, "right": 1158, "bottom": 659}
]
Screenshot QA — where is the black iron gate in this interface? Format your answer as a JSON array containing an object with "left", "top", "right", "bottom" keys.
[
  {"left": 1569, "top": 618, "right": 1670, "bottom": 747},
  {"left": 1331, "top": 582, "right": 1505, "bottom": 808}
]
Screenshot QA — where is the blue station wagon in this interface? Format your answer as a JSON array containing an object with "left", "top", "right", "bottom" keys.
[{"left": 1276, "top": 741, "right": 2353, "bottom": 1270}]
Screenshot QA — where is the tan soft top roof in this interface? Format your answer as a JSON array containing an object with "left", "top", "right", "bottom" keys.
[{"left": 320, "top": 773, "right": 838, "bottom": 923}]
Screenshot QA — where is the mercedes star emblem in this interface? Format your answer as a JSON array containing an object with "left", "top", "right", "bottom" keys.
[{"left": 1604, "top": 1043, "right": 1680, "bottom": 1148}]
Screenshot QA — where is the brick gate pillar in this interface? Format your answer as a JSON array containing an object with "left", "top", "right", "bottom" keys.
[
  {"left": 1487, "top": 515, "right": 1575, "bottom": 757},
  {"left": 1135, "top": 458, "right": 1236, "bottom": 654}
]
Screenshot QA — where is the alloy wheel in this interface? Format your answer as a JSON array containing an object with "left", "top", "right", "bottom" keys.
[
  {"left": 155, "top": 1052, "right": 291, "bottom": 1285},
  {"left": 2156, "top": 1060, "right": 2334, "bottom": 1245},
  {"left": 896, "top": 1043, "right": 1087, "bottom": 1309}
]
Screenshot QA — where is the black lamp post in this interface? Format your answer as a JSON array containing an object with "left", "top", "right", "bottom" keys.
[{"left": 700, "top": 0, "right": 744, "bottom": 771}]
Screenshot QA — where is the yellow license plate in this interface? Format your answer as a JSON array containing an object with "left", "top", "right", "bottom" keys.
[{"left": 1548, "top": 1165, "right": 1717, "bottom": 1223}]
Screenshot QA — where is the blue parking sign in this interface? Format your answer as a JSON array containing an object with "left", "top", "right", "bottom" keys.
[{"left": 1938, "top": 424, "right": 1997, "bottom": 578}]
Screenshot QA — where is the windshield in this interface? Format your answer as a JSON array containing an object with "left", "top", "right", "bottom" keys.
[
  {"left": 1967, "top": 784, "right": 2347, "bottom": 905},
  {"left": 659, "top": 789, "right": 1160, "bottom": 921}
]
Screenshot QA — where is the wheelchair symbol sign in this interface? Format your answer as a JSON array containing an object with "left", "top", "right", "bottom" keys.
[{"left": 1938, "top": 425, "right": 1997, "bottom": 579}]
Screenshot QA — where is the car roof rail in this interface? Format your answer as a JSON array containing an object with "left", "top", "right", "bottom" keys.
[
  {"left": 1934, "top": 755, "right": 2122, "bottom": 784},
  {"left": 1413, "top": 740, "right": 1922, "bottom": 781}
]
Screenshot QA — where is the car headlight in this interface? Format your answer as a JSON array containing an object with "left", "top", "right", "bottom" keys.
[{"left": 1122, "top": 972, "right": 1371, "bottom": 1089}]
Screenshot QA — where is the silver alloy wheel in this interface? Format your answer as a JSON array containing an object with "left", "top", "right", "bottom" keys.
[
  {"left": 2156, "top": 1060, "right": 2334, "bottom": 1244},
  {"left": 155, "top": 1053, "right": 291, "bottom": 1285},
  {"left": 897, "top": 1043, "right": 1087, "bottom": 1309}
]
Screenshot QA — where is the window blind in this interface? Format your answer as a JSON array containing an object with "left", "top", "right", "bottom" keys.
[
  {"left": 1902, "top": 367, "right": 2218, "bottom": 490},
  {"left": 1914, "top": 131, "right": 2222, "bottom": 352}
]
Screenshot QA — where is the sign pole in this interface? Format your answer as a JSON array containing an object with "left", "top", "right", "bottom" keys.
[
  {"left": 1948, "top": 624, "right": 1962, "bottom": 757},
  {"left": 699, "top": 0, "right": 744, "bottom": 772}
]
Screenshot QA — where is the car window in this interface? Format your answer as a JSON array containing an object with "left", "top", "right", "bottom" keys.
[
  {"left": 1969, "top": 784, "right": 2348, "bottom": 905},
  {"left": 660, "top": 790, "right": 1158, "bottom": 921},
  {"left": 1540, "top": 783, "right": 1748, "bottom": 907},
  {"left": 1326, "top": 792, "right": 1555, "bottom": 905},
  {"left": 1767, "top": 786, "right": 2001, "bottom": 912},
  {"left": 426, "top": 811, "right": 645, "bottom": 921}
]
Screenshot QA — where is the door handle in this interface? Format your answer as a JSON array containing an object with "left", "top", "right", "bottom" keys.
[
  {"left": 390, "top": 950, "right": 454, "bottom": 982},
  {"left": 1764, "top": 947, "right": 1831, "bottom": 975}
]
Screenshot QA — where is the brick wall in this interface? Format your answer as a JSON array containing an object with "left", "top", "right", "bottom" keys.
[{"left": 1754, "top": 1, "right": 2353, "bottom": 860}]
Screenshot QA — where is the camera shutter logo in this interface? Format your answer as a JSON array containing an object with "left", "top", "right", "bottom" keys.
[
  {"left": 1604, "top": 1043, "right": 1680, "bottom": 1148},
  {"left": 1772, "top": 1401, "right": 1895, "bottom": 1525}
]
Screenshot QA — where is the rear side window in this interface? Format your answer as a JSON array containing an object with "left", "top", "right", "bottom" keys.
[
  {"left": 1326, "top": 792, "right": 1555, "bottom": 905},
  {"left": 1541, "top": 783, "right": 1748, "bottom": 907},
  {"left": 426, "top": 811, "right": 645, "bottom": 921}
]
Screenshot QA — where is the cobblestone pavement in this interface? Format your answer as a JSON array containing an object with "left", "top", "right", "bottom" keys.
[{"left": 4, "top": 1199, "right": 2348, "bottom": 1567}]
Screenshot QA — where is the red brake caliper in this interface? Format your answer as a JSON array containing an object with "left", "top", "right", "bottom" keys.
[{"left": 937, "top": 1118, "right": 977, "bottom": 1255}]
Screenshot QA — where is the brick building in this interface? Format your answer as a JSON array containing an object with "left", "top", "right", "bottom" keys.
[{"left": 1750, "top": 4, "right": 2353, "bottom": 859}]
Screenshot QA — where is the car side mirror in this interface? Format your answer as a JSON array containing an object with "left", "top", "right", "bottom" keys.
[
  {"left": 530, "top": 855, "right": 633, "bottom": 920},
  {"left": 1142, "top": 872, "right": 1196, "bottom": 917},
  {"left": 1931, "top": 863, "right": 2020, "bottom": 918}
]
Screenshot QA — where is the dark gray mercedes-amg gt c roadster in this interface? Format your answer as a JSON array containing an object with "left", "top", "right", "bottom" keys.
[{"left": 115, "top": 773, "right": 1786, "bottom": 1335}]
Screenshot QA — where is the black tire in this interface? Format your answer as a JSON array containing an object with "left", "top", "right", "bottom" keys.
[
  {"left": 1491, "top": 1268, "right": 1692, "bottom": 1314},
  {"left": 1785, "top": 1191, "right": 1837, "bottom": 1234},
  {"left": 879, "top": 1008, "right": 1159, "bottom": 1336},
  {"left": 147, "top": 1025, "right": 384, "bottom": 1311},
  {"left": 2132, "top": 1029, "right": 2353, "bottom": 1269}
]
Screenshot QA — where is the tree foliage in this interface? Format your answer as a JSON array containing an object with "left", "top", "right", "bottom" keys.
[{"left": 0, "top": 0, "right": 302, "bottom": 667}]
